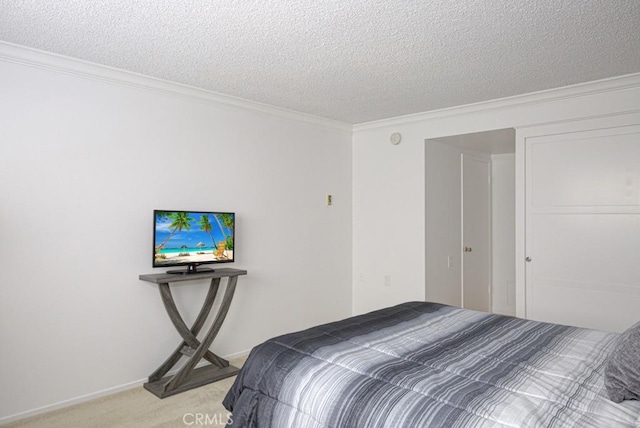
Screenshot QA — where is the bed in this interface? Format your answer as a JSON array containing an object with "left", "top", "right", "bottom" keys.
[{"left": 223, "top": 302, "right": 640, "bottom": 427}]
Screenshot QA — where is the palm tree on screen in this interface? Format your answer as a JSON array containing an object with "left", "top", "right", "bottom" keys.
[
  {"left": 155, "top": 212, "right": 192, "bottom": 255},
  {"left": 198, "top": 214, "right": 218, "bottom": 253},
  {"left": 213, "top": 213, "right": 234, "bottom": 250}
]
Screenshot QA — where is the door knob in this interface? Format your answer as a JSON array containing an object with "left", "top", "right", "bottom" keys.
[
  {"left": 464, "top": 246, "right": 472, "bottom": 253},
  {"left": 526, "top": 257, "right": 532, "bottom": 262}
]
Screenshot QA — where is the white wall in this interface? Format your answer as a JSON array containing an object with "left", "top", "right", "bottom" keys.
[
  {"left": 352, "top": 73, "right": 640, "bottom": 317},
  {"left": 352, "top": 127, "right": 427, "bottom": 314},
  {"left": 0, "top": 45, "right": 352, "bottom": 421},
  {"left": 491, "top": 154, "right": 515, "bottom": 315}
]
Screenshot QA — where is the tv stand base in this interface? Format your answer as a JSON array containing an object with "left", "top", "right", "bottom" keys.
[{"left": 144, "top": 364, "right": 240, "bottom": 398}]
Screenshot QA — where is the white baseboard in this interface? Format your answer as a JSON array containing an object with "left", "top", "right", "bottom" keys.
[{"left": 0, "top": 350, "right": 251, "bottom": 425}]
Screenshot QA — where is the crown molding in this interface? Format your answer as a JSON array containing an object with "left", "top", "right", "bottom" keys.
[
  {"left": 353, "top": 72, "right": 640, "bottom": 132},
  {"left": 0, "top": 41, "right": 352, "bottom": 132},
  {"left": 4, "top": 41, "right": 638, "bottom": 134}
]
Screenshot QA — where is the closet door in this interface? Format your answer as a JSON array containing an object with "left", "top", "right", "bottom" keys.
[{"left": 525, "top": 124, "right": 640, "bottom": 332}]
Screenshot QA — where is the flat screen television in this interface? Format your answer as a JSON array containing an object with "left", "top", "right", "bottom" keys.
[{"left": 153, "top": 210, "right": 235, "bottom": 274}]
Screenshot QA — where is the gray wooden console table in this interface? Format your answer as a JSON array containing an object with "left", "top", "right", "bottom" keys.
[{"left": 139, "top": 268, "right": 247, "bottom": 398}]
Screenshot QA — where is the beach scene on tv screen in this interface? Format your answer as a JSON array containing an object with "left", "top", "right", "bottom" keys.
[{"left": 154, "top": 211, "right": 234, "bottom": 265}]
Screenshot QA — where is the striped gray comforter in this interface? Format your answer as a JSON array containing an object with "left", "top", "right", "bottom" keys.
[{"left": 223, "top": 302, "right": 640, "bottom": 427}]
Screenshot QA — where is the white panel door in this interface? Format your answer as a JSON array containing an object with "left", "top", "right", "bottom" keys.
[
  {"left": 462, "top": 155, "right": 491, "bottom": 312},
  {"left": 525, "top": 125, "right": 640, "bottom": 332}
]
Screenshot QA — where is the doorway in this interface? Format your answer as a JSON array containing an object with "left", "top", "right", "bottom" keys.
[{"left": 425, "top": 128, "right": 515, "bottom": 314}]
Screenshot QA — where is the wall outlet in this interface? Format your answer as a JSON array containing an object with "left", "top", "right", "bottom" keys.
[
  {"left": 326, "top": 194, "right": 332, "bottom": 206},
  {"left": 384, "top": 275, "right": 391, "bottom": 287}
]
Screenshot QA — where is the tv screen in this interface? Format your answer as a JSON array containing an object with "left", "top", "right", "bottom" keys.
[{"left": 153, "top": 210, "right": 235, "bottom": 274}]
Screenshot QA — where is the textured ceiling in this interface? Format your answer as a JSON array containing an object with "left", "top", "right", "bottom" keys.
[{"left": 1, "top": 1, "right": 639, "bottom": 124}]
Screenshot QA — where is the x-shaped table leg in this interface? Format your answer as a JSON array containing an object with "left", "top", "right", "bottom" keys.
[{"left": 145, "top": 276, "right": 240, "bottom": 397}]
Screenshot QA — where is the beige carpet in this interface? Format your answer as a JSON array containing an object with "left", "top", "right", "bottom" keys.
[{"left": 3, "top": 357, "right": 246, "bottom": 428}]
